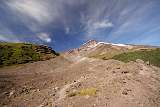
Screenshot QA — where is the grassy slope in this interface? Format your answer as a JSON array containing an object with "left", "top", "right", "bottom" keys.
[
  {"left": 112, "top": 49, "right": 160, "bottom": 67},
  {"left": 0, "top": 42, "right": 59, "bottom": 67}
]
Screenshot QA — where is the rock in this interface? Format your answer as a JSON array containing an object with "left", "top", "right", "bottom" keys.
[
  {"left": 72, "top": 89, "right": 77, "bottom": 93},
  {"left": 122, "top": 89, "right": 131, "bottom": 95},
  {"left": 78, "top": 83, "right": 82, "bottom": 87},
  {"left": 21, "top": 87, "right": 30, "bottom": 94},
  {"left": 43, "top": 82, "right": 47, "bottom": 86},
  {"left": 146, "top": 61, "right": 150, "bottom": 65},
  {"left": 38, "top": 101, "right": 49, "bottom": 107},
  {"left": 54, "top": 87, "right": 59, "bottom": 90},
  {"left": 50, "top": 93, "right": 56, "bottom": 96},
  {"left": 74, "top": 80, "right": 77, "bottom": 82},
  {"left": 93, "top": 104, "right": 96, "bottom": 107},
  {"left": 9, "top": 90, "right": 15, "bottom": 98},
  {"left": 3, "top": 92, "right": 9, "bottom": 95},
  {"left": 122, "top": 90, "right": 128, "bottom": 95},
  {"left": 112, "top": 71, "right": 116, "bottom": 73},
  {"left": 36, "top": 89, "right": 40, "bottom": 92},
  {"left": 123, "top": 81, "right": 127, "bottom": 83},
  {"left": 140, "top": 68, "right": 143, "bottom": 70},
  {"left": 136, "top": 59, "right": 144, "bottom": 63},
  {"left": 50, "top": 81, "right": 54, "bottom": 84},
  {"left": 122, "top": 71, "right": 129, "bottom": 74},
  {"left": 116, "top": 67, "right": 121, "bottom": 69},
  {"left": 85, "top": 95, "right": 90, "bottom": 99}
]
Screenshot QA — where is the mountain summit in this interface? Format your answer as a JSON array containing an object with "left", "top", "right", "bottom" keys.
[{"left": 81, "top": 40, "right": 98, "bottom": 48}]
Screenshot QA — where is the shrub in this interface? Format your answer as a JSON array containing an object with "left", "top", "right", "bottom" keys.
[
  {"left": 68, "top": 87, "right": 97, "bottom": 97},
  {"left": 79, "top": 88, "right": 97, "bottom": 96}
]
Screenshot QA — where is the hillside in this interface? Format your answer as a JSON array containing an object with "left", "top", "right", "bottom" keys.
[
  {"left": 0, "top": 41, "right": 160, "bottom": 107},
  {"left": 112, "top": 49, "right": 160, "bottom": 67},
  {"left": 0, "top": 42, "right": 59, "bottom": 67}
]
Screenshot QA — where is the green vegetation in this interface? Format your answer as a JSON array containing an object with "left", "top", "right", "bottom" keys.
[
  {"left": 68, "top": 88, "right": 97, "bottom": 97},
  {"left": 112, "top": 49, "right": 160, "bottom": 67},
  {"left": 0, "top": 42, "right": 59, "bottom": 67}
]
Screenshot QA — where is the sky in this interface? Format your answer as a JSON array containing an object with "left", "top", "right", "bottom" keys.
[{"left": 0, "top": 0, "right": 160, "bottom": 51}]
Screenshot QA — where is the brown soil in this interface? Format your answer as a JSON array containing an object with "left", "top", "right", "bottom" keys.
[{"left": 0, "top": 55, "right": 160, "bottom": 107}]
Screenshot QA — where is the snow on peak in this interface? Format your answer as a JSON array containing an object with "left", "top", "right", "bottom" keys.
[
  {"left": 81, "top": 40, "right": 132, "bottom": 51},
  {"left": 98, "top": 42, "right": 130, "bottom": 47},
  {"left": 111, "top": 43, "right": 129, "bottom": 47}
]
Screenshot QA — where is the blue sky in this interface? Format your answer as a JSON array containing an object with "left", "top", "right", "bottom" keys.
[{"left": 0, "top": 0, "right": 160, "bottom": 51}]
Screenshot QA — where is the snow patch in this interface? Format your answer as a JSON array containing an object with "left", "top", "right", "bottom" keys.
[
  {"left": 112, "top": 43, "right": 129, "bottom": 47},
  {"left": 98, "top": 42, "right": 130, "bottom": 47},
  {"left": 87, "top": 43, "right": 99, "bottom": 48}
]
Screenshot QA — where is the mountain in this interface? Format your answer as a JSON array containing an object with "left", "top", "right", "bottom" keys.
[
  {"left": 0, "top": 40, "right": 160, "bottom": 107},
  {"left": 64, "top": 40, "right": 157, "bottom": 60},
  {"left": 0, "top": 42, "right": 59, "bottom": 67}
]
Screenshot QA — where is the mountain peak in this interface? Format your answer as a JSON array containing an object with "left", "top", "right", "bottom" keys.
[
  {"left": 82, "top": 40, "right": 98, "bottom": 47},
  {"left": 82, "top": 40, "right": 98, "bottom": 46}
]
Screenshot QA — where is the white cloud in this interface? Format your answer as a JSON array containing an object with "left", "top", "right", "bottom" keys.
[
  {"left": 82, "top": 18, "right": 113, "bottom": 37},
  {"left": 105, "top": 1, "right": 155, "bottom": 41},
  {"left": 92, "top": 20, "right": 113, "bottom": 29},
  {"left": 65, "top": 27, "right": 70, "bottom": 34},
  {"left": 37, "top": 33, "right": 52, "bottom": 43},
  {"left": 79, "top": 0, "right": 115, "bottom": 38},
  {"left": 4, "top": 0, "right": 85, "bottom": 33},
  {"left": 3, "top": 0, "right": 63, "bottom": 42},
  {"left": 5, "top": 0, "right": 55, "bottom": 25}
]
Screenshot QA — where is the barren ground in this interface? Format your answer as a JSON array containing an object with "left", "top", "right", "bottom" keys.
[{"left": 0, "top": 55, "right": 160, "bottom": 107}]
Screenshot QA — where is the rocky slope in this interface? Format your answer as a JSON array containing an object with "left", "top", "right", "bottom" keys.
[{"left": 0, "top": 41, "right": 160, "bottom": 107}]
